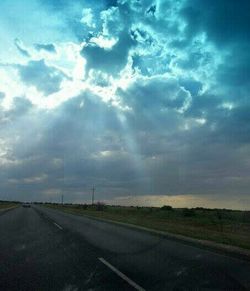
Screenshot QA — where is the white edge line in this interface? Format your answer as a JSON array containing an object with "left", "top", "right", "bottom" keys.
[
  {"left": 98, "top": 257, "right": 146, "bottom": 291},
  {"left": 53, "top": 222, "right": 63, "bottom": 230}
]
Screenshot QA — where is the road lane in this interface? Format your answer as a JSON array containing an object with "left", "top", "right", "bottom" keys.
[
  {"left": 35, "top": 205, "right": 250, "bottom": 290},
  {"left": 1, "top": 205, "right": 250, "bottom": 290},
  {"left": 99, "top": 257, "right": 145, "bottom": 291},
  {"left": 0, "top": 206, "right": 136, "bottom": 291}
]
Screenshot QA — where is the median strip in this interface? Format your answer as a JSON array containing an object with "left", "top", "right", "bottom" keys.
[{"left": 99, "top": 257, "right": 146, "bottom": 291}]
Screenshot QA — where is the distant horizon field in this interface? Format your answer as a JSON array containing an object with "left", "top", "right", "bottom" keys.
[
  {"left": 2, "top": 192, "right": 250, "bottom": 211},
  {"left": 1, "top": 199, "right": 250, "bottom": 212}
]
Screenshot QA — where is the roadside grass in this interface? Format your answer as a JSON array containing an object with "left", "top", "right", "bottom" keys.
[
  {"left": 0, "top": 200, "right": 19, "bottom": 210},
  {"left": 43, "top": 203, "right": 250, "bottom": 250}
]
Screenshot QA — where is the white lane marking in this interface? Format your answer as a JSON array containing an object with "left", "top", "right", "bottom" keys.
[
  {"left": 53, "top": 222, "right": 63, "bottom": 230},
  {"left": 98, "top": 257, "right": 146, "bottom": 291}
]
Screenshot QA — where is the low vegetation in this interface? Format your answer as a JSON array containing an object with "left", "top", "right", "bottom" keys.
[
  {"left": 43, "top": 202, "right": 250, "bottom": 250},
  {"left": 0, "top": 200, "right": 19, "bottom": 210}
]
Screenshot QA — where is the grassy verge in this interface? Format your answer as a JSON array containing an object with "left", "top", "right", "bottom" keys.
[
  {"left": 43, "top": 203, "right": 250, "bottom": 250},
  {"left": 0, "top": 201, "right": 19, "bottom": 210}
]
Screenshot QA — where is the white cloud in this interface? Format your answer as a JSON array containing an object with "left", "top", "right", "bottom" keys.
[{"left": 80, "top": 8, "right": 95, "bottom": 28}]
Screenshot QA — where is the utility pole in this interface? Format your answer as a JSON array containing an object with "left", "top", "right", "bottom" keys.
[
  {"left": 61, "top": 194, "right": 64, "bottom": 205},
  {"left": 91, "top": 186, "right": 95, "bottom": 205}
]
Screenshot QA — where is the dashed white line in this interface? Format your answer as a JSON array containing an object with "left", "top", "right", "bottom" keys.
[
  {"left": 53, "top": 222, "right": 63, "bottom": 230},
  {"left": 98, "top": 257, "right": 146, "bottom": 291}
]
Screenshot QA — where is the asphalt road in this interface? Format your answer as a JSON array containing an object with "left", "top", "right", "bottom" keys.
[{"left": 1, "top": 206, "right": 250, "bottom": 291}]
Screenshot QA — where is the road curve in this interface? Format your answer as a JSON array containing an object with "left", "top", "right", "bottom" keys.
[{"left": 1, "top": 205, "right": 250, "bottom": 290}]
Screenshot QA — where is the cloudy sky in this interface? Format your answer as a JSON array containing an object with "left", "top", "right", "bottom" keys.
[{"left": 0, "top": 0, "right": 250, "bottom": 208}]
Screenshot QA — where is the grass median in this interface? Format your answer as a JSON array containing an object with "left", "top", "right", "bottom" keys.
[{"left": 43, "top": 202, "right": 250, "bottom": 250}]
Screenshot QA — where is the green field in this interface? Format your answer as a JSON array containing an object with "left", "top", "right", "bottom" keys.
[{"left": 44, "top": 203, "right": 250, "bottom": 250}]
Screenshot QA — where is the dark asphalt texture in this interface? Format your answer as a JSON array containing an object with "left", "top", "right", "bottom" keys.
[{"left": 1, "top": 205, "right": 250, "bottom": 291}]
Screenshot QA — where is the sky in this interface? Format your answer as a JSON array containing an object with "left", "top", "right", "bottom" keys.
[{"left": 0, "top": 0, "right": 250, "bottom": 209}]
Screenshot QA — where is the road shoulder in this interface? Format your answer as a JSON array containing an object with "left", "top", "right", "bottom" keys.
[{"left": 0, "top": 206, "right": 19, "bottom": 216}]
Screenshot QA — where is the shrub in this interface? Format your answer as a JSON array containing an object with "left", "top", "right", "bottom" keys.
[
  {"left": 161, "top": 205, "right": 173, "bottom": 211},
  {"left": 96, "top": 201, "right": 106, "bottom": 211},
  {"left": 82, "top": 204, "right": 88, "bottom": 210}
]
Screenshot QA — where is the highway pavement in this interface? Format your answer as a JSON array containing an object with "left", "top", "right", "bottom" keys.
[{"left": 1, "top": 205, "right": 250, "bottom": 290}]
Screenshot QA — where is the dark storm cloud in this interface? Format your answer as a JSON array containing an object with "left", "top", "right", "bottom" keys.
[
  {"left": 171, "top": 0, "right": 250, "bottom": 146},
  {"left": 0, "top": 93, "right": 142, "bottom": 201},
  {"left": 0, "top": 92, "right": 5, "bottom": 99},
  {"left": 0, "top": 97, "right": 33, "bottom": 125},
  {"left": 17, "top": 60, "right": 67, "bottom": 95},
  {"left": 179, "top": 0, "right": 250, "bottom": 95},
  {"left": 1, "top": 0, "right": 250, "bottom": 206},
  {"left": 14, "top": 38, "right": 30, "bottom": 58},
  {"left": 185, "top": 94, "right": 220, "bottom": 119},
  {"left": 39, "top": 0, "right": 83, "bottom": 12},
  {"left": 1, "top": 88, "right": 250, "bottom": 202},
  {"left": 119, "top": 76, "right": 190, "bottom": 112},
  {"left": 105, "top": 0, "right": 118, "bottom": 8},
  {"left": 216, "top": 105, "right": 250, "bottom": 145},
  {"left": 179, "top": 79, "right": 202, "bottom": 97},
  {"left": 82, "top": 31, "right": 135, "bottom": 75},
  {"left": 217, "top": 48, "right": 250, "bottom": 93},
  {"left": 34, "top": 43, "right": 56, "bottom": 53},
  {"left": 180, "top": 0, "right": 250, "bottom": 46},
  {"left": 7, "top": 97, "right": 33, "bottom": 119}
]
